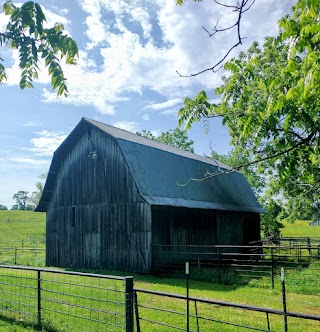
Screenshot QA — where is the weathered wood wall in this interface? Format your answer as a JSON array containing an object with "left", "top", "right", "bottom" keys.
[{"left": 46, "top": 124, "right": 152, "bottom": 272}]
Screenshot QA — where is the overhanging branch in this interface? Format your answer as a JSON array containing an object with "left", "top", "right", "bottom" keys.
[{"left": 177, "top": 0, "right": 255, "bottom": 77}]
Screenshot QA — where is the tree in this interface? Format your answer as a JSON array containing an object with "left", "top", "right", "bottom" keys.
[
  {"left": 260, "top": 199, "right": 284, "bottom": 238},
  {"left": 179, "top": 1, "right": 320, "bottom": 220},
  {"left": 29, "top": 172, "right": 47, "bottom": 206},
  {"left": 1, "top": 1, "right": 78, "bottom": 96},
  {"left": 0, "top": 204, "right": 8, "bottom": 210},
  {"left": 137, "top": 128, "right": 195, "bottom": 152},
  {"left": 12, "top": 190, "right": 29, "bottom": 210}
]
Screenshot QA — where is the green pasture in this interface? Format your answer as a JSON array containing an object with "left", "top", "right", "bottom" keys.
[
  {"left": 0, "top": 211, "right": 46, "bottom": 246},
  {"left": 0, "top": 211, "right": 319, "bottom": 331},
  {"left": 281, "top": 219, "right": 320, "bottom": 238}
]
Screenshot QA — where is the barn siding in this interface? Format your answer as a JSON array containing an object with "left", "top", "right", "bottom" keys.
[{"left": 46, "top": 126, "right": 151, "bottom": 272}]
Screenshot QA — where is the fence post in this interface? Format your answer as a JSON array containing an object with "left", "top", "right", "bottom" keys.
[
  {"left": 271, "top": 247, "right": 274, "bottom": 289},
  {"left": 125, "top": 277, "right": 134, "bottom": 332},
  {"left": 186, "top": 262, "right": 190, "bottom": 332},
  {"left": 14, "top": 249, "right": 17, "bottom": 265},
  {"left": 218, "top": 248, "right": 221, "bottom": 284},
  {"left": 37, "top": 270, "right": 42, "bottom": 330},
  {"left": 134, "top": 291, "right": 141, "bottom": 332},
  {"left": 281, "top": 268, "right": 288, "bottom": 332}
]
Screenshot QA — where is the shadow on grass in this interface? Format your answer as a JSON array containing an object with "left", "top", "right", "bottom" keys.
[
  {"left": 64, "top": 259, "right": 319, "bottom": 294},
  {"left": 63, "top": 266, "right": 258, "bottom": 293},
  {"left": 0, "top": 314, "right": 60, "bottom": 332}
]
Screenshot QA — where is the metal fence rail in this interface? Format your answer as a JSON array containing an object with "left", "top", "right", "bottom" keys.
[
  {"left": 0, "top": 265, "right": 133, "bottom": 331},
  {"left": 152, "top": 244, "right": 320, "bottom": 288},
  {"left": 0, "top": 248, "right": 45, "bottom": 266},
  {"left": 134, "top": 282, "right": 320, "bottom": 332}
]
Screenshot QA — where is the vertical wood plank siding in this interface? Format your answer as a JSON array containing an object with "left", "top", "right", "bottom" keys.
[{"left": 46, "top": 126, "right": 151, "bottom": 272}]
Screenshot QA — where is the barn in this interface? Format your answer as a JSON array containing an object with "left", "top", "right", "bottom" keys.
[{"left": 35, "top": 117, "right": 264, "bottom": 272}]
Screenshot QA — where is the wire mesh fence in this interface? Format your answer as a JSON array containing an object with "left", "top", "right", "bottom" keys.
[
  {"left": 0, "top": 265, "right": 133, "bottom": 331},
  {"left": 134, "top": 266, "right": 320, "bottom": 332},
  {"left": 0, "top": 264, "right": 319, "bottom": 331}
]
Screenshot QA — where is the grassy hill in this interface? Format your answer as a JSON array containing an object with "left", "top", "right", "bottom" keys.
[
  {"left": 281, "top": 219, "right": 320, "bottom": 238},
  {"left": 0, "top": 210, "right": 46, "bottom": 246}
]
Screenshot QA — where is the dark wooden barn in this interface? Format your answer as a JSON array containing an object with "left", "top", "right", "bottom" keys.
[{"left": 35, "top": 118, "right": 264, "bottom": 272}]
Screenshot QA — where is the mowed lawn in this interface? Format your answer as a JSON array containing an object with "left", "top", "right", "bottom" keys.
[{"left": 0, "top": 211, "right": 319, "bottom": 331}]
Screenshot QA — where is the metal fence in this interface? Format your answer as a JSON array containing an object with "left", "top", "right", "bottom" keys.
[
  {"left": 1, "top": 265, "right": 320, "bottom": 332},
  {"left": 0, "top": 248, "right": 45, "bottom": 266},
  {"left": 152, "top": 244, "right": 320, "bottom": 288},
  {"left": 0, "top": 265, "right": 133, "bottom": 331},
  {"left": 134, "top": 266, "right": 320, "bottom": 332}
]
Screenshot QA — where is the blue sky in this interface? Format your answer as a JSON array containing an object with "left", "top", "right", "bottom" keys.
[{"left": 0, "top": 0, "right": 294, "bottom": 208}]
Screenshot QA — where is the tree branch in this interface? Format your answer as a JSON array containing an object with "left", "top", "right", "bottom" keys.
[
  {"left": 177, "top": 0, "right": 254, "bottom": 77},
  {"left": 177, "top": 132, "right": 315, "bottom": 186}
]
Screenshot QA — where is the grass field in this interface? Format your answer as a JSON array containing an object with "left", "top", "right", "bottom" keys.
[
  {"left": 0, "top": 211, "right": 46, "bottom": 246},
  {"left": 281, "top": 219, "right": 320, "bottom": 238},
  {"left": 0, "top": 211, "right": 319, "bottom": 331}
]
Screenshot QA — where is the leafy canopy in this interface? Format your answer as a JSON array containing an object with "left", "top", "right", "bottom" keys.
[
  {"left": 179, "top": 0, "right": 320, "bottom": 220},
  {"left": 137, "top": 128, "right": 194, "bottom": 153},
  {"left": 0, "top": 1, "right": 78, "bottom": 96}
]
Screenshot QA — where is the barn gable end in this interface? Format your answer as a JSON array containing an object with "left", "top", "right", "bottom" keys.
[{"left": 38, "top": 120, "right": 151, "bottom": 272}]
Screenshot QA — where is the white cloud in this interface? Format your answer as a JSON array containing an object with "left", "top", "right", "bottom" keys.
[
  {"left": 150, "top": 129, "right": 160, "bottom": 137},
  {"left": 22, "top": 130, "right": 67, "bottom": 156},
  {"left": 160, "top": 109, "right": 179, "bottom": 116},
  {"left": 142, "top": 113, "right": 150, "bottom": 121},
  {"left": 113, "top": 121, "right": 139, "bottom": 132},
  {"left": 3, "top": 0, "right": 293, "bottom": 115},
  {"left": 145, "top": 98, "right": 182, "bottom": 111},
  {"left": 22, "top": 121, "right": 43, "bottom": 127},
  {"left": 9, "top": 158, "right": 50, "bottom": 166}
]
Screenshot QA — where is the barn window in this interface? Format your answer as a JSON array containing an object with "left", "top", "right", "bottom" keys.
[{"left": 71, "top": 206, "right": 76, "bottom": 227}]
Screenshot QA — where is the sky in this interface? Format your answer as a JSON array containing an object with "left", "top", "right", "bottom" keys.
[{"left": 0, "top": 0, "right": 294, "bottom": 208}]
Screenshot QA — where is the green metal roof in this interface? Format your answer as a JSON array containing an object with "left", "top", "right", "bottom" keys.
[
  {"left": 117, "top": 139, "right": 264, "bottom": 213},
  {"left": 36, "top": 118, "right": 265, "bottom": 213}
]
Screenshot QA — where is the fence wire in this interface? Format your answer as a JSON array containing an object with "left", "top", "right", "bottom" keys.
[
  {"left": 0, "top": 265, "right": 130, "bottom": 331},
  {"left": 134, "top": 273, "right": 320, "bottom": 332}
]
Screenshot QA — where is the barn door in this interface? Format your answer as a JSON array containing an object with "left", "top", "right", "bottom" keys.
[{"left": 84, "top": 232, "right": 101, "bottom": 268}]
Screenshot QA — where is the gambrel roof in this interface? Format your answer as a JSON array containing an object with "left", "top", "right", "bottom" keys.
[{"left": 36, "top": 118, "right": 264, "bottom": 213}]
